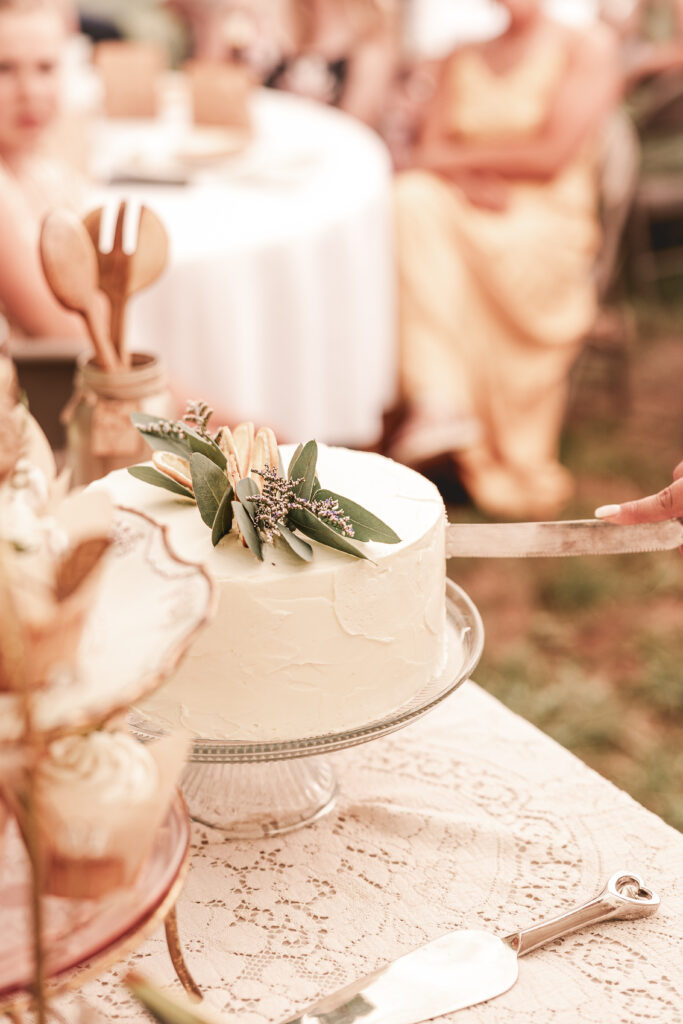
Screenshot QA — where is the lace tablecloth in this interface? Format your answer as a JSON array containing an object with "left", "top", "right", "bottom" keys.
[{"left": 76, "top": 681, "right": 682, "bottom": 1023}]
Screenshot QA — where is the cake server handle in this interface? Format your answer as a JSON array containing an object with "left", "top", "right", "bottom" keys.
[{"left": 504, "top": 871, "right": 660, "bottom": 956}]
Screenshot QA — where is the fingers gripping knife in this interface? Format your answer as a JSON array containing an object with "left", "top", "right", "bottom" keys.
[{"left": 282, "top": 873, "right": 659, "bottom": 1023}]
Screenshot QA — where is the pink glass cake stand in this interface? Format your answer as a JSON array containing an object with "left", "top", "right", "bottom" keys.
[
  {"left": 131, "top": 580, "right": 485, "bottom": 838},
  {"left": 0, "top": 506, "right": 214, "bottom": 1013},
  {"left": 0, "top": 794, "right": 191, "bottom": 1015}
]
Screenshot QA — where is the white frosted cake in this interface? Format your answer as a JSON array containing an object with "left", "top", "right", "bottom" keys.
[{"left": 99, "top": 445, "right": 446, "bottom": 742}]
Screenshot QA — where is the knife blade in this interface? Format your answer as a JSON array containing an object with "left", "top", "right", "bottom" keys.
[
  {"left": 281, "top": 872, "right": 659, "bottom": 1024},
  {"left": 446, "top": 517, "right": 683, "bottom": 558}
]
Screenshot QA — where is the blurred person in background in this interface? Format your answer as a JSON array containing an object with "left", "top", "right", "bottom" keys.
[
  {"left": 0, "top": 0, "right": 92, "bottom": 340},
  {"left": 161, "top": 1, "right": 399, "bottom": 127},
  {"left": 164, "top": 0, "right": 275, "bottom": 68},
  {"left": 391, "top": 0, "right": 621, "bottom": 520},
  {"left": 264, "top": 0, "right": 399, "bottom": 128}
]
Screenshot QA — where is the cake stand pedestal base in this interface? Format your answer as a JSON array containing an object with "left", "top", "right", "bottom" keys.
[{"left": 180, "top": 757, "right": 338, "bottom": 837}]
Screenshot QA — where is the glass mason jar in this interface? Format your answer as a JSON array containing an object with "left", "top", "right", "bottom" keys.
[{"left": 63, "top": 352, "right": 174, "bottom": 486}]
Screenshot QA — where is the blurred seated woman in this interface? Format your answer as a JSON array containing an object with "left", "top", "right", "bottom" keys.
[
  {"left": 0, "top": 0, "right": 88, "bottom": 340},
  {"left": 392, "top": 0, "right": 620, "bottom": 520},
  {"left": 264, "top": 0, "right": 399, "bottom": 128}
]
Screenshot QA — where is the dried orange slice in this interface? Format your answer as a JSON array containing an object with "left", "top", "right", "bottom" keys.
[
  {"left": 232, "top": 422, "right": 254, "bottom": 476},
  {"left": 152, "top": 451, "right": 193, "bottom": 491},
  {"left": 251, "top": 427, "right": 278, "bottom": 490},
  {"left": 216, "top": 426, "right": 242, "bottom": 486}
]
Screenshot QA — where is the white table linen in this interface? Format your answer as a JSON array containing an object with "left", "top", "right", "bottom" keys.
[
  {"left": 91, "top": 89, "right": 396, "bottom": 447},
  {"left": 72, "top": 680, "right": 683, "bottom": 1024}
]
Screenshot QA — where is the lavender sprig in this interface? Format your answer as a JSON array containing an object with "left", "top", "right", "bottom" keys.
[
  {"left": 141, "top": 419, "right": 188, "bottom": 442},
  {"left": 182, "top": 400, "right": 214, "bottom": 437},
  {"left": 249, "top": 467, "right": 354, "bottom": 543}
]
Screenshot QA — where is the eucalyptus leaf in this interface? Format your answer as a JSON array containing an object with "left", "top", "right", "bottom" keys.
[
  {"left": 190, "top": 453, "right": 228, "bottom": 527},
  {"left": 211, "top": 484, "right": 234, "bottom": 546},
  {"left": 290, "top": 508, "right": 368, "bottom": 560},
  {"left": 129, "top": 413, "right": 191, "bottom": 460},
  {"left": 235, "top": 477, "right": 260, "bottom": 522},
  {"left": 277, "top": 523, "right": 313, "bottom": 561},
  {"left": 314, "top": 490, "right": 400, "bottom": 544},
  {"left": 289, "top": 440, "right": 318, "bottom": 499},
  {"left": 233, "top": 501, "right": 263, "bottom": 560},
  {"left": 184, "top": 425, "right": 227, "bottom": 469},
  {"left": 127, "top": 464, "right": 195, "bottom": 500},
  {"left": 287, "top": 443, "right": 303, "bottom": 478}
]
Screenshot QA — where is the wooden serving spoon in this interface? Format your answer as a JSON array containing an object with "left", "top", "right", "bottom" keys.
[
  {"left": 83, "top": 202, "right": 169, "bottom": 368},
  {"left": 40, "top": 210, "right": 119, "bottom": 372}
]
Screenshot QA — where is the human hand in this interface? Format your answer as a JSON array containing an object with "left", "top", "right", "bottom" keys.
[
  {"left": 595, "top": 460, "right": 683, "bottom": 554},
  {"left": 450, "top": 171, "right": 510, "bottom": 211}
]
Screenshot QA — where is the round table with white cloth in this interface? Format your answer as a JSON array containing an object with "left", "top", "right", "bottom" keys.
[{"left": 90, "top": 87, "right": 396, "bottom": 447}]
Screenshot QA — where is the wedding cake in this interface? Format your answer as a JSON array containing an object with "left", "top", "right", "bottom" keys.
[{"left": 98, "top": 418, "right": 447, "bottom": 742}]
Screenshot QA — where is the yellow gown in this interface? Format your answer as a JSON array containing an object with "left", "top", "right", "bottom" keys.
[{"left": 394, "top": 39, "right": 600, "bottom": 519}]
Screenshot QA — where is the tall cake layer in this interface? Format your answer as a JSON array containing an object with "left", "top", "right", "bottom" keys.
[{"left": 99, "top": 445, "right": 446, "bottom": 741}]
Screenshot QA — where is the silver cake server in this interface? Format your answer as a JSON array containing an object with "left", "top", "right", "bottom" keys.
[
  {"left": 282, "top": 872, "right": 659, "bottom": 1024},
  {"left": 446, "top": 517, "right": 683, "bottom": 558}
]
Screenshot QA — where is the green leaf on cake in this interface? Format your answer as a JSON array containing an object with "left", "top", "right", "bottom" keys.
[
  {"left": 289, "top": 440, "right": 318, "bottom": 499},
  {"left": 287, "top": 443, "right": 303, "bottom": 477},
  {"left": 235, "top": 477, "right": 260, "bottom": 521},
  {"left": 184, "top": 426, "right": 226, "bottom": 469},
  {"left": 290, "top": 508, "right": 369, "bottom": 560},
  {"left": 232, "top": 501, "right": 263, "bottom": 560},
  {"left": 130, "top": 413, "right": 192, "bottom": 460},
  {"left": 130, "top": 403, "right": 395, "bottom": 564},
  {"left": 277, "top": 523, "right": 313, "bottom": 561},
  {"left": 130, "top": 412, "right": 226, "bottom": 469},
  {"left": 211, "top": 484, "right": 234, "bottom": 546},
  {"left": 314, "top": 490, "right": 400, "bottom": 544},
  {"left": 190, "top": 453, "right": 229, "bottom": 527},
  {"left": 127, "top": 464, "right": 195, "bottom": 499}
]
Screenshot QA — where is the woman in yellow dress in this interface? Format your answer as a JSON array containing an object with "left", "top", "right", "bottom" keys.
[{"left": 392, "top": 0, "right": 621, "bottom": 519}]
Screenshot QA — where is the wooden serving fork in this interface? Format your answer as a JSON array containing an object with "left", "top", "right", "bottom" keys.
[{"left": 83, "top": 202, "right": 169, "bottom": 368}]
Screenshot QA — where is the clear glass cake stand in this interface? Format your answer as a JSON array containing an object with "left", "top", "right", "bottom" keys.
[{"left": 131, "top": 580, "right": 484, "bottom": 838}]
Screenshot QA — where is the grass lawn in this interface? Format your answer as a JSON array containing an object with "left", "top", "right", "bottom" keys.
[{"left": 446, "top": 303, "right": 683, "bottom": 831}]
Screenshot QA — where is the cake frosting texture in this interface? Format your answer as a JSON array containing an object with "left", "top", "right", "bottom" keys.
[{"left": 100, "top": 446, "right": 446, "bottom": 741}]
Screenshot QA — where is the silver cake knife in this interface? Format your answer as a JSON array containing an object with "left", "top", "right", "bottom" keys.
[
  {"left": 281, "top": 872, "right": 659, "bottom": 1024},
  {"left": 445, "top": 517, "right": 683, "bottom": 558}
]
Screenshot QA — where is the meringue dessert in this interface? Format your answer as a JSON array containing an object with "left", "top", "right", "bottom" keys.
[
  {"left": 99, "top": 444, "right": 447, "bottom": 742},
  {"left": 7, "top": 729, "right": 187, "bottom": 898}
]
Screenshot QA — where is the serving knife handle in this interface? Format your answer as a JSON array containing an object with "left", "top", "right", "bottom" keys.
[{"left": 503, "top": 872, "right": 660, "bottom": 957}]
